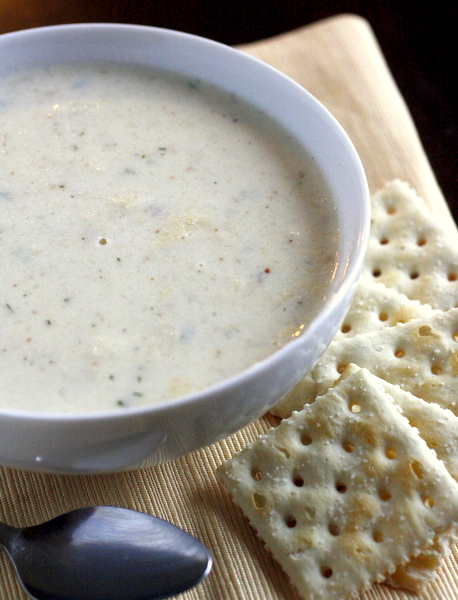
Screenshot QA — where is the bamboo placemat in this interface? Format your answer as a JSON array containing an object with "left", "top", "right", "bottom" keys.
[{"left": 1, "top": 14, "right": 457, "bottom": 600}]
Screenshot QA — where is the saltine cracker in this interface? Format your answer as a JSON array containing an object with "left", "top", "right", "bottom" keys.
[{"left": 217, "top": 369, "right": 458, "bottom": 600}]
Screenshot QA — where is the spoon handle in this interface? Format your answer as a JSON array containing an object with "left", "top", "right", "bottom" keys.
[{"left": 0, "top": 521, "right": 16, "bottom": 549}]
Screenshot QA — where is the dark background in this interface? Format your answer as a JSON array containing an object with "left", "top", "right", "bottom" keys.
[{"left": 1, "top": 0, "right": 456, "bottom": 218}]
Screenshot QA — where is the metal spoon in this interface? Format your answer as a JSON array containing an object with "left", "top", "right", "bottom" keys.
[{"left": 0, "top": 505, "right": 212, "bottom": 600}]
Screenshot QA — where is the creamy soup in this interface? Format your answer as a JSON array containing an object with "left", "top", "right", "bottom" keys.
[{"left": 0, "top": 63, "right": 338, "bottom": 413}]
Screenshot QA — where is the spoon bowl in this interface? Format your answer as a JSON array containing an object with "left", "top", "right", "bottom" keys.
[{"left": 0, "top": 506, "right": 212, "bottom": 600}]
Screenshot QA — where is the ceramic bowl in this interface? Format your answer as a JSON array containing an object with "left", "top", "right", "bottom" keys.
[{"left": 0, "top": 23, "right": 369, "bottom": 473}]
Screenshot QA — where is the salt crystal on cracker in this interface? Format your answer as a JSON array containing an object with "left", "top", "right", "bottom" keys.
[
  {"left": 217, "top": 368, "right": 458, "bottom": 600},
  {"left": 365, "top": 179, "right": 458, "bottom": 310}
]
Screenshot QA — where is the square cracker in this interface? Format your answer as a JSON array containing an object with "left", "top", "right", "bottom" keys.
[
  {"left": 338, "top": 365, "right": 458, "bottom": 591},
  {"left": 334, "top": 278, "right": 438, "bottom": 341},
  {"left": 217, "top": 368, "right": 458, "bottom": 600},
  {"left": 272, "top": 277, "right": 437, "bottom": 419},
  {"left": 338, "top": 364, "right": 458, "bottom": 482},
  {"left": 274, "top": 306, "right": 458, "bottom": 419},
  {"left": 310, "top": 307, "right": 458, "bottom": 416},
  {"left": 364, "top": 179, "right": 458, "bottom": 310}
]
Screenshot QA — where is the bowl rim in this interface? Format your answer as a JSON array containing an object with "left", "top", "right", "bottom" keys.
[{"left": 0, "top": 22, "right": 370, "bottom": 422}]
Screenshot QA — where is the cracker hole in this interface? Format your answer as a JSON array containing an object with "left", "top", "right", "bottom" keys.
[
  {"left": 431, "top": 365, "right": 442, "bottom": 375},
  {"left": 98, "top": 237, "right": 108, "bottom": 245},
  {"left": 379, "top": 489, "right": 392, "bottom": 501},
  {"left": 378, "top": 312, "right": 388, "bottom": 322},
  {"left": 385, "top": 447, "right": 397, "bottom": 459},
  {"left": 418, "top": 325, "right": 432, "bottom": 336},
  {"left": 453, "top": 331, "right": 458, "bottom": 341},
  {"left": 336, "top": 482, "right": 347, "bottom": 493},
  {"left": 320, "top": 566, "right": 333, "bottom": 579},
  {"left": 341, "top": 323, "right": 351, "bottom": 334},
  {"left": 285, "top": 515, "right": 297, "bottom": 528},
  {"left": 386, "top": 206, "right": 397, "bottom": 215},
  {"left": 328, "top": 523, "right": 340, "bottom": 536},
  {"left": 349, "top": 403, "right": 361, "bottom": 413},
  {"left": 301, "top": 432, "right": 312, "bottom": 446},
  {"left": 372, "top": 530, "right": 384, "bottom": 543},
  {"left": 394, "top": 348, "right": 405, "bottom": 358},
  {"left": 380, "top": 237, "right": 389, "bottom": 245},
  {"left": 417, "top": 237, "right": 427, "bottom": 246},
  {"left": 293, "top": 476, "right": 304, "bottom": 487},
  {"left": 252, "top": 493, "right": 267, "bottom": 509},
  {"left": 343, "top": 441, "right": 354, "bottom": 453},
  {"left": 448, "top": 273, "right": 457, "bottom": 282},
  {"left": 251, "top": 467, "right": 263, "bottom": 481},
  {"left": 423, "top": 497, "right": 435, "bottom": 508},
  {"left": 337, "top": 362, "right": 348, "bottom": 374},
  {"left": 372, "top": 268, "right": 382, "bottom": 278},
  {"left": 410, "top": 271, "right": 420, "bottom": 280},
  {"left": 411, "top": 461, "right": 424, "bottom": 479}
]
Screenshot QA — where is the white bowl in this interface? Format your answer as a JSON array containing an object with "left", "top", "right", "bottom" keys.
[{"left": 0, "top": 23, "right": 369, "bottom": 473}]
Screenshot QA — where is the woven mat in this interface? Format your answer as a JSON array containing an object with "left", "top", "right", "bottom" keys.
[{"left": 1, "top": 14, "right": 457, "bottom": 600}]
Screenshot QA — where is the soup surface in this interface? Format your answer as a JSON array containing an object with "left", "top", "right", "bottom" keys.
[{"left": 0, "top": 63, "right": 338, "bottom": 413}]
